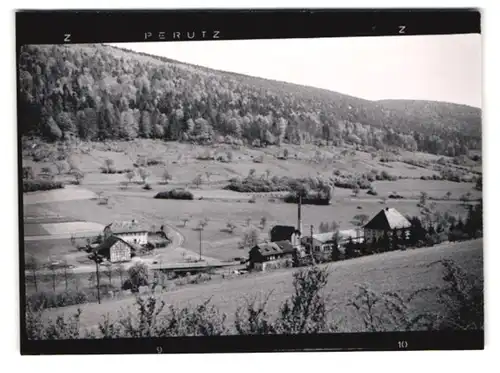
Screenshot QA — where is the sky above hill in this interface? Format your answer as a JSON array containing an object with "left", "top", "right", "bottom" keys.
[{"left": 110, "top": 34, "right": 481, "bottom": 108}]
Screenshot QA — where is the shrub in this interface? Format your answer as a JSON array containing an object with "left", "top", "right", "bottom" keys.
[
  {"left": 23, "top": 166, "right": 35, "bottom": 180},
  {"left": 434, "top": 259, "right": 483, "bottom": 330},
  {"left": 143, "top": 183, "right": 152, "bottom": 190},
  {"left": 235, "top": 266, "right": 336, "bottom": 334},
  {"left": 367, "top": 188, "right": 378, "bottom": 196},
  {"left": 126, "top": 262, "right": 150, "bottom": 293},
  {"left": 146, "top": 158, "right": 164, "bottom": 166},
  {"left": 379, "top": 170, "right": 398, "bottom": 181},
  {"left": 346, "top": 284, "right": 436, "bottom": 332},
  {"left": 333, "top": 178, "right": 372, "bottom": 190},
  {"left": 96, "top": 296, "right": 227, "bottom": 338},
  {"left": 253, "top": 155, "right": 264, "bottom": 163},
  {"left": 23, "top": 179, "right": 64, "bottom": 192},
  {"left": 196, "top": 150, "right": 214, "bottom": 160},
  {"left": 154, "top": 189, "right": 194, "bottom": 200},
  {"left": 284, "top": 190, "right": 331, "bottom": 205},
  {"left": 100, "top": 167, "right": 118, "bottom": 174},
  {"left": 26, "top": 290, "right": 89, "bottom": 311},
  {"left": 388, "top": 192, "right": 404, "bottom": 199},
  {"left": 26, "top": 303, "right": 82, "bottom": 340}
]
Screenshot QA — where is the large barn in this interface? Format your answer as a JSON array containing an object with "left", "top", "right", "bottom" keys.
[{"left": 363, "top": 207, "right": 412, "bottom": 244}]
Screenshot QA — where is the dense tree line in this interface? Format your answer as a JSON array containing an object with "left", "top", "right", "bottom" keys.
[{"left": 18, "top": 44, "right": 481, "bottom": 156}]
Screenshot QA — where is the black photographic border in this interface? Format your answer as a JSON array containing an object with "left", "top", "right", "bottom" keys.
[{"left": 16, "top": 9, "right": 483, "bottom": 355}]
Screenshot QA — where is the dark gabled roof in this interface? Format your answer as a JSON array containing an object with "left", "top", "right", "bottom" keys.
[
  {"left": 274, "top": 240, "right": 295, "bottom": 254},
  {"left": 363, "top": 208, "right": 412, "bottom": 230},
  {"left": 97, "top": 235, "right": 138, "bottom": 254},
  {"left": 251, "top": 241, "right": 294, "bottom": 257},
  {"left": 270, "top": 225, "right": 296, "bottom": 233},
  {"left": 270, "top": 225, "right": 301, "bottom": 240},
  {"left": 105, "top": 220, "right": 149, "bottom": 234}
]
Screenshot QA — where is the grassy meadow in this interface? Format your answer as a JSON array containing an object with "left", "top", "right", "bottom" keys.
[{"left": 22, "top": 140, "right": 481, "bottom": 265}]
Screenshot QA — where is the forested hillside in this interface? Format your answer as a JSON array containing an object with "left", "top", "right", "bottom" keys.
[{"left": 18, "top": 44, "right": 481, "bottom": 156}]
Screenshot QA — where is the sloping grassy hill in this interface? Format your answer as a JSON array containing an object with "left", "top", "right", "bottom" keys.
[{"left": 43, "top": 239, "right": 483, "bottom": 334}]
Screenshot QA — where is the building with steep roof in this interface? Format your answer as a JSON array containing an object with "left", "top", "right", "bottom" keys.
[
  {"left": 300, "top": 229, "right": 362, "bottom": 255},
  {"left": 363, "top": 207, "right": 412, "bottom": 244},
  {"left": 269, "top": 225, "right": 301, "bottom": 246},
  {"left": 248, "top": 240, "right": 295, "bottom": 269},
  {"left": 103, "top": 220, "right": 149, "bottom": 245},
  {"left": 96, "top": 235, "right": 141, "bottom": 263}
]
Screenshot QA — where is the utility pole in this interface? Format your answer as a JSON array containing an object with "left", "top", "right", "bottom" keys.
[
  {"left": 310, "top": 224, "right": 316, "bottom": 265},
  {"left": 199, "top": 227, "right": 202, "bottom": 261},
  {"left": 298, "top": 194, "right": 302, "bottom": 235},
  {"left": 95, "top": 259, "right": 101, "bottom": 304},
  {"left": 89, "top": 251, "right": 103, "bottom": 304}
]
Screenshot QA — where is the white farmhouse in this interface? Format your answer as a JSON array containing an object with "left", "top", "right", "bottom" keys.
[{"left": 103, "top": 220, "right": 149, "bottom": 246}]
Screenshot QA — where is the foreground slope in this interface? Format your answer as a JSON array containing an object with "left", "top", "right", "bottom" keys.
[{"left": 43, "top": 239, "right": 483, "bottom": 333}]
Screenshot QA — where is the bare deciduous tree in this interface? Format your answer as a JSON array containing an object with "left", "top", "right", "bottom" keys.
[
  {"left": 54, "top": 160, "right": 66, "bottom": 175},
  {"left": 181, "top": 216, "right": 191, "bottom": 227},
  {"left": 260, "top": 216, "right": 267, "bottom": 230},
  {"left": 226, "top": 221, "right": 237, "bottom": 234},
  {"left": 60, "top": 259, "right": 72, "bottom": 291},
  {"left": 117, "top": 264, "right": 126, "bottom": 291},
  {"left": 138, "top": 167, "right": 150, "bottom": 184},
  {"left": 25, "top": 256, "right": 40, "bottom": 292},
  {"left": 239, "top": 227, "right": 260, "bottom": 250},
  {"left": 124, "top": 171, "right": 135, "bottom": 188},
  {"left": 192, "top": 174, "right": 203, "bottom": 188},
  {"left": 104, "top": 158, "right": 114, "bottom": 172},
  {"left": 162, "top": 169, "right": 172, "bottom": 184},
  {"left": 72, "top": 169, "right": 85, "bottom": 184}
]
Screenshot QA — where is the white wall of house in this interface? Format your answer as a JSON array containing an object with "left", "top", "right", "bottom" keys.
[
  {"left": 364, "top": 228, "right": 410, "bottom": 242},
  {"left": 116, "top": 232, "right": 148, "bottom": 245},
  {"left": 110, "top": 240, "right": 132, "bottom": 263},
  {"left": 291, "top": 232, "right": 301, "bottom": 247}
]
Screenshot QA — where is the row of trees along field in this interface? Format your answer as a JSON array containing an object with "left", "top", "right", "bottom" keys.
[{"left": 19, "top": 44, "right": 481, "bottom": 156}]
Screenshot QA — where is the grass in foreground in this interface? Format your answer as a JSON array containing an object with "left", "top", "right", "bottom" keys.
[{"left": 25, "top": 258, "right": 483, "bottom": 339}]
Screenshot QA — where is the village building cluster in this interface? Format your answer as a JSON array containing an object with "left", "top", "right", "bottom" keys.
[
  {"left": 87, "top": 201, "right": 413, "bottom": 275},
  {"left": 247, "top": 204, "right": 413, "bottom": 271},
  {"left": 90, "top": 220, "right": 170, "bottom": 263}
]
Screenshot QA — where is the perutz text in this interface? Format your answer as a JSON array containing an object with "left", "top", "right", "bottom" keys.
[{"left": 144, "top": 30, "right": 220, "bottom": 41}]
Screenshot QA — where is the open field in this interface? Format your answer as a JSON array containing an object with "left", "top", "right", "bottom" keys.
[
  {"left": 22, "top": 140, "right": 482, "bottom": 272},
  {"left": 42, "top": 238, "right": 483, "bottom": 334},
  {"left": 23, "top": 140, "right": 479, "bottom": 187},
  {"left": 25, "top": 238, "right": 78, "bottom": 261},
  {"left": 371, "top": 179, "right": 481, "bottom": 200},
  {"left": 26, "top": 194, "right": 471, "bottom": 262},
  {"left": 23, "top": 185, "right": 97, "bottom": 205}
]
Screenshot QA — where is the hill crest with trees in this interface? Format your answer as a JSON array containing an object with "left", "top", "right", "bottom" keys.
[{"left": 18, "top": 43, "right": 481, "bottom": 157}]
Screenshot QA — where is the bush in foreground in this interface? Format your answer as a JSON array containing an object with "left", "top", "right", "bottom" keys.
[
  {"left": 25, "top": 259, "right": 483, "bottom": 339},
  {"left": 154, "top": 189, "right": 194, "bottom": 200},
  {"left": 23, "top": 179, "right": 64, "bottom": 192}
]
